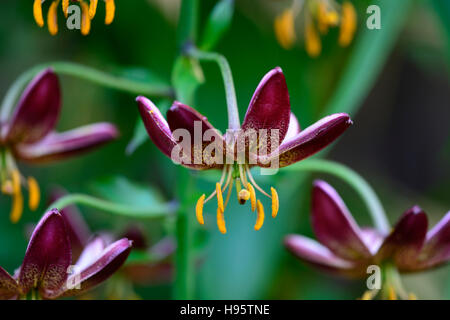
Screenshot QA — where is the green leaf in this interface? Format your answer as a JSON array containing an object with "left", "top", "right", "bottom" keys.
[
  {"left": 126, "top": 99, "right": 171, "bottom": 155},
  {"left": 113, "top": 66, "right": 170, "bottom": 88},
  {"left": 90, "top": 176, "right": 166, "bottom": 208},
  {"left": 200, "top": 0, "right": 235, "bottom": 51},
  {"left": 431, "top": 0, "right": 450, "bottom": 67},
  {"left": 172, "top": 56, "right": 205, "bottom": 104}
]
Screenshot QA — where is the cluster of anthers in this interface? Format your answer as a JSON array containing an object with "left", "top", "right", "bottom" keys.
[
  {"left": 33, "top": 0, "right": 115, "bottom": 35},
  {"left": 0, "top": 152, "right": 40, "bottom": 223},
  {"left": 274, "top": 0, "right": 357, "bottom": 57},
  {"left": 196, "top": 164, "right": 279, "bottom": 234}
]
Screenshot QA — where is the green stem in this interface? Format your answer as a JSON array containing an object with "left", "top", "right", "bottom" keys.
[
  {"left": 46, "top": 193, "right": 176, "bottom": 220},
  {"left": 187, "top": 48, "right": 241, "bottom": 130},
  {"left": 0, "top": 61, "right": 174, "bottom": 122},
  {"left": 284, "top": 159, "right": 390, "bottom": 234}
]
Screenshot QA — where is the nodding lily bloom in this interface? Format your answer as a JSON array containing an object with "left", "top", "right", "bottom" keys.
[
  {"left": 0, "top": 209, "right": 132, "bottom": 300},
  {"left": 1, "top": 69, "right": 118, "bottom": 223},
  {"left": 285, "top": 180, "right": 450, "bottom": 300},
  {"left": 137, "top": 67, "right": 352, "bottom": 234},
  {"left": 274, "top": 0, "right": 357, "bottom": 57},
  {"left": 33, "top": 0, "right": 115, "bottom": 35}
]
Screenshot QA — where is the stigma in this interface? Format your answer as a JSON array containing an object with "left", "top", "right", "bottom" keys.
[
  {"left": 195, "top": 164, "right": 279, "bottom": 234},
  {"left": 1, "top": 167, "right": 40, "bottom": 224}
]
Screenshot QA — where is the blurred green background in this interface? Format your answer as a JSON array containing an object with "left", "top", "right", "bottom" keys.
[{"left": 0, "top": 0, "right": 449, "bottom": 299}]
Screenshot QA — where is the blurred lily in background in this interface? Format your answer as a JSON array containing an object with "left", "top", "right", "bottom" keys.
[
  {"left": 0, "top": 69, "right": 118, "bottom": 223},
  {"left": 52, "top": 189, "right": 176, "bottom": 299},
  {"left": 285, "top": 180, "right": 450, "bottom": 300},
  {"left": 137, "top": 67, "right": 352, "bottom": 234},
  {"left": 33, "top": 0, "right": 116, "bottom": 35},
  {"left": 0, "top": 209, "right": 132, "bottom": 300},
  {"left": 274, "top": 0, "right": 357, "bottom": 57}
]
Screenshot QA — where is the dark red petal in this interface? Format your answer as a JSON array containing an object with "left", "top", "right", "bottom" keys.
[
  {"left": 18, "top": 209, "right": 71, "bottom": 298},
  {"left": 417, "top": 211, "right": 450, "bottom": 269},
  {"left": 14, "top": 123, "right": 118, "bottom": 163},
  {"left": 284, "top": 112, "right": 301, "bottom": 141},
  {"left": 62, "top": 238, "right": 132, "bottom": 297},
  {"left": 242, "top": 67, "right": 291, "bottom": 142},
  {"left": 5, "top": 69, "right": 61, "bottom": 144},
  {"left": 311, "top": 180, "right": 372, "bottom": 260},
  {"left": 376, "top": 206, "right": 428, "bottom": 271},
  {"left": 0, "top": 266, "right": 18, "bottom": 299}
]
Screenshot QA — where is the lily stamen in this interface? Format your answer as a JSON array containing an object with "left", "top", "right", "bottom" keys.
[
  {"left": 47, "top": 0, "right": 60, "bottom": 36},
  {"left": 10, "top": 169, "right": 24, "bottom": 224},
  {"left": 33, "top": 0, "right": 45, "bottom": 27},
  {"left": 27, "top": 176, "right": 40, "bottom": 211},
  {"left": 255, "top": 200, "right": 265, "bottom": 230}
]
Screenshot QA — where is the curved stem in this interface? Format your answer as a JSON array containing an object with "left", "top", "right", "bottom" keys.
[
  {"left": 1, "top": 61, "right": 174, "bottom": 122},
  {"left": 46, "top": 193, "right": 176, "bottom": 220},
  {"left": 187, "top": 48, "right": 241, "bottom": 130},
  {"left": 284, "top": 159, "right": 390, "bottom": 234}
]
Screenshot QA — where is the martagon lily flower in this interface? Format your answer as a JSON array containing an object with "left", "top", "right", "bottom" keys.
[
  {"left": 33, "top": 0, "right": 115, "bottom": 35},
  {"left": 285, "top": 180, "right": 450, "bottom": 300},
  {"left": 0, "top": 69, "right": 118, "bottom": 223},
  {"left": 0, "top": 209, "right": 132, "bottom": 300},
  {"left": 137, "top": 67, "right": 352, "bottom": 234}
]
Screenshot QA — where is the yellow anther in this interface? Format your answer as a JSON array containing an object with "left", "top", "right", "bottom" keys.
[
  {"left": 104, "top": 0, "right": 115, "bottom": 25},
  {"left": 27, "top": 177, "right": 40, "bottom": 211},
  {"left": 305, "top": 20, "right": 321, "bottom": 57},
  {"left": 217, "top": 208, "right": 226, "bottom": 234},
  {"left": 89, "top": 0, "right": 98, "bottom": 19},
  {"left": 10, "top": 170, "right": 24, "bottom": 224},
  {"left": 274, "top": 9, "right": 296, "bottom": 49},
  {"left": 247, "top": 183, "right": 256, "bottom": 212},
  {"left": 196, "top": 194, "right": 206, "bottom": 225},
  {"left": 80, "top": 1, "right": 91, "bottom": 35},
  {"left": 47, "top": 0, "right": 59, "bottom": 36},
  {"left": 238, "top": 189, "right": 250, "bottom": 205},
  {"left": 326, "top": 12, "right": 339, "bottom": 26},
  {"left": 34, "top": 0, "right": 45, "bottom": 27},
  {"left": 387, "top": 285, "right": 397, "bottom": 300},
  {"left": 408, "top": 293, "right": 418, "bottom": 300},
  {"left": 62, "top": 0, "right": 69, "bottom": 17},
  {"left": 361, "top": 291, "right": 372, "bottom": 300},
  {"left": 216, "top": 182, "right": 224, "bottom": 213},
  {"left": 317, "top": 3, "right": 329, "bottom": 34},
  {"left": 255, "top": 200, "right": 265, "bottom": 231},
  {"left": 339, "top": 1, "right": 357, "bottom": 47},
  {"left": 271, "top": 187, "right": 279, "bottom": 218}
]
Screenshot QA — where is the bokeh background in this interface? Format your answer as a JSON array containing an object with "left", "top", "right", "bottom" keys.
[{"left": 0, "top": 0, "right": 448, "bottom": 299}]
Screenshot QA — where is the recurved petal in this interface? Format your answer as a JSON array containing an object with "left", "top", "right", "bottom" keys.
[
  {"left": 376, "top": 206, "right": 428, "bottom": 271},
  {"left": 18, "top": 209, "right": 71, "bottom": 298},
  {"left": 284, "top": 235, "right": 355, "bottom": 272},
  {"left": 242, "top": 67, "right": 291, "bottom": 142},
  {"left": 14, "top": 123, "right": 118, "bottom": 163},
  {"left": 0, "top": 266, "right": 18, "bottom": 299},
  {"left": 74, "top": 236, "right": 108, "bottom": 271},
  {"left": 62, "top": 238, "right": 132, "bottom": 297},
  {"left": 5, "top": 69, "right": 61, "bottom": 144},
  {"left": 284, "top": 112, "right": 301, "bottom": 141},
  {"left": 167, "top": 101, "right": 225, "bottom": 169},
  {"left": 259, "top": 113, "right": 352, "bottom": 168},
  {"left": 137, "top": 96, "right": 177, "bottom": 159},
  {"left": 416, "top": 211, "right": 450, "bottom": 269},
  {"left": 311, "top": 180, "right": 372, "bottom": 260}
]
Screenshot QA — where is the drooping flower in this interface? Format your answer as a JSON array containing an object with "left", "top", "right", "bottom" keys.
[
  {"left": 285, "top": 180, "right": 450, "bottom": 300},
  {"left": 273, "top": 0, "right": 357, "bottom": 57},
  {"left": 1, "top": 69, "right": 118, "bottom": 223},
  {"left": 0, "top": 209, "right": 132, "bottom": 300},
  {"left": 137, "top": 67, "right": 352, "bottom": 234},
  {"left": 33, "top": 0, "right": 115, "bottom": 36}
]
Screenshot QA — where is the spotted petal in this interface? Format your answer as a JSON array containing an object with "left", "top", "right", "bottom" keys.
[
  {"left": 14, "top": 123, "right": 118, "bottom": 163},
  {"left": 61, "top": 238, "right": 132, "bottom": 297},
  {"left": 18, "top": 209, "right": 71, "bottom": 298},
  {"left": 258, "top": 113, "right": 352, "bottom": 168},
  {"left": 416, "top": 211, "right": 450, "bottom": 270},
  {"left": 311, "top": 180, "right": 372, "bottom": 261},
  {"left": 284, "top": 235, "right": 355, "bottom": 273},
  {"left": 5, "top": 69, "right": 61, "bottom": 144},
  {"left": 0, "top": 266, "right": 18, "bottom": 299},
  {"left": 376, "top": 206, "right": 428, "bottom": 271}
]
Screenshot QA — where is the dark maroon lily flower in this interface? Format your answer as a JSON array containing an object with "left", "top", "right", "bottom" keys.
[
  {"left": 0, "top": 209, "right": 132, "bottom": 300},
  {"left": 137, "top": 67, "right": 352, "bottom": 234},
  {"left": 285, "top": 180, "right": 450, "bottom": 299},
  {"left": 0, "top": 69, "right": 118, "bottom": 223}
]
